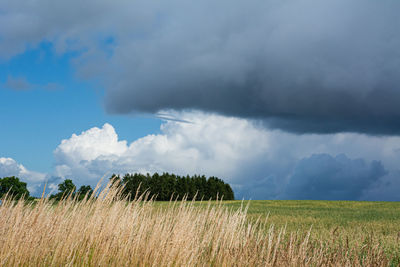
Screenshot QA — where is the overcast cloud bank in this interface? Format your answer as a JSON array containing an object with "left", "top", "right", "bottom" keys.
[
  {"left": 283, "top": 154, "right": 387, "bottom": 200},
  {"left": 1, "top": 0, "right": 400, "bottom": 134}
]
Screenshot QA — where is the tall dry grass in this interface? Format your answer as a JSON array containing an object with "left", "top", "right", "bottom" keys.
[{"left": 0, "top": 183, "right": 395, "bottom": 266}]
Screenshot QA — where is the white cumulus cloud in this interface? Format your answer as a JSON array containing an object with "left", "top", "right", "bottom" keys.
[
  {"left": 3, "top": 112, "right": 400, "bottom": 200},
  {"left": 0, "top": 157, "right": 48, "bottom": 194},
  {"left": 52, "top": 111, "right": 400, "bottom": 200},
  {"left": 53, "top": 112, "right": 270, "bottom": 188}
]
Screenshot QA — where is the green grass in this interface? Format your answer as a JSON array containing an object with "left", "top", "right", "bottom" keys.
[
  {"left": 157, "top": 200, "right": 400, "bottom": 230},
  {"left": 156, "top": 199, "right": 400, "bottom": 256},
  {"left": 222, "top": 200, "right": 400, "bottom": 232},
  {"left": 224, "top": 200, "right": 400, "bottom": 258},
  {"left": 42, "top": 197, "right": 400, "bottom": 240}
]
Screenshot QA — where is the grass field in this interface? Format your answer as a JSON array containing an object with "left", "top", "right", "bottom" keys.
[
  {"left": 156, "top": 199, "right": 400, "bottom": 235},
  {"left": 153, "top": 199, "right": 400, "bottom": 265},
  {"left": 1, "top": 186, "right": 400, "bottom": 266},
  {"left": 223, "top": 200, "right": 400, "bottom": 234}
]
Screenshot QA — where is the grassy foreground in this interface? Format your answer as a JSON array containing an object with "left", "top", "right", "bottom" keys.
[{"left": 1, "top": 185, "right": 399, "bottom": 266}]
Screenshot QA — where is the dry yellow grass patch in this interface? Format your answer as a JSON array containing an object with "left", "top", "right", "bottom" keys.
[{"left": 0, "top": 184, "right": 395, "bottom": 266}]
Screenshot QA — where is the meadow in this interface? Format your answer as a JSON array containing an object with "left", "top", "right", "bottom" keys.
[
  {"left": 1, "top": 185, "right": 399, "bottom": 266},
  {"left": 157, "top": 199, "right": 400, "bottom": 265},
  {"left": 222, "top": 200, "right": 400, "bottom": 259},
  {"left": 220, "top": 200, "right": 400, "bottom": 239}
]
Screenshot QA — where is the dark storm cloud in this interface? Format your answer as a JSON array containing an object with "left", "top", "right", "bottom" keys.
[
  {"left": 1, "top": 0, "right": 400, "bottom": 134},
  {"left": 362, "top": 170, "right": 400, "bottom": 201},
  {"left": 283, "top": 154, "right": 387, "bottom": 200},
  {"left": 99, "top": 0, "right": 400, "bottom": 135}
]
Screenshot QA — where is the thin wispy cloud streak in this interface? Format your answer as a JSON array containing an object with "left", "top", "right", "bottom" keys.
[{"left": 155, "top": 112, "right": 194, "bottom": 124}]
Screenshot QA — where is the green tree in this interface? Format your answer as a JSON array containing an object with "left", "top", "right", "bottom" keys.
[
  {"left": 77, "top": 185, "right": 93, "bottom": 200},
  {"left": 50, "top": 179, "right": 76, "bottom": 200},
  {"left": 108, "top": 173, "right": 235, "bottom": 201},
  {"left": 0, "top": 176, "right": 30, "bottom": 200},
  {"left": 58, "top": 179, "right": 76, "bottom": 195},
  {"left": 122, "top": 173, "right": 144, "bottom": 200}
]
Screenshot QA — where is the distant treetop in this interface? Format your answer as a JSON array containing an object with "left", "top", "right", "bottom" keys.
[
  {"left": 111, "top": 173, "right": 234, "bottom": 201},
  {"left": 50, "top": 179, "right": 93, "bottom": 201},
  {"left": 0, "top": 176, "right": 31, "bottom": 200}
]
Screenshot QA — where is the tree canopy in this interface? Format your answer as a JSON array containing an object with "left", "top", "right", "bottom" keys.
[
  {"left": 112, "top": 173, "right": 234, "bottom": 201},
  {"left": 0, "top": 176, "right": 30, "bottom": 200},
  {"left": 50, "top": 179, "right": 93, "bottom": 201},
  {"left": 0, "top": 173, "right": 235, "bottom": 202}
]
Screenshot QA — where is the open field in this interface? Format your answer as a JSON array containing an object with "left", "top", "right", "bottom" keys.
[
  {"left": 157, "top": 199, "right": 400, "bottom": 232},
  {"left": 221, "top": 200, "right": 400, "bottom": 237},
  {"left": 1, "top": 186, "right": 399, "bottom": 266},
  {"left": 224, "top": 200, "right": 400, "bottom": 257},
  {"left": 155, "top": 200, "right": 400, "bottom": 263}
]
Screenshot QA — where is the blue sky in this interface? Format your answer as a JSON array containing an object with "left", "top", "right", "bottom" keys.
[
  {"left": 0, "top": 42, "right": 162, "bottom": 172},
  {"left": 1, "top": 0, "right": 400, "bottom": 200}
]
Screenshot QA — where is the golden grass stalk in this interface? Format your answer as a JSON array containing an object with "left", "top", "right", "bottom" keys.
[{"left": 0, "top": 183, "right": 394, "bottom": 266}]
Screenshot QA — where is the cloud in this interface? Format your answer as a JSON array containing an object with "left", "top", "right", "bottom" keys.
[
  {"left": 1, "top": 111, "right": 399, "bottom": 200},
  {"left": 361, "top": 171, "right": 400, "bottom": 202},
  {"left": 0, "top": 157, "right": 52, "bottom": 194},
  {"left": 2, "top": 0, "right": 400, "bottom": 134},
  {"left": 4, "top": 76, "right": 32, "bottom": 91},
  {"left": 53, "top": 112, "right": 270, "bottom": 188},
  {"left": 54, "top": 123, "right": 128, "bottom": 182},
  {"left": 2, "top": 75, "right": 64, "bottom": 91},
  {"left": 282, "top": 154, "right": 387, "bottom": 200},
  {"left": 51, "top": 111, "right": 400, "bottom": 200}
]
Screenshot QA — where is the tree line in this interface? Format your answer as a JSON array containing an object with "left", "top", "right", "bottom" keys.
[
  {"left": 112, "top": 173, "right": 234, "bottom": 201},
  {"left": 0, "top": 176, "right": 93, "bottom": 201},
  {"left": 0, "top": 173, "right": 234, "bottom": 201}
]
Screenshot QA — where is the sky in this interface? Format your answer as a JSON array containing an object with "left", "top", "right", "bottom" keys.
[{"left": 1, "top": 0, "right": 400, "bottom": 200}]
